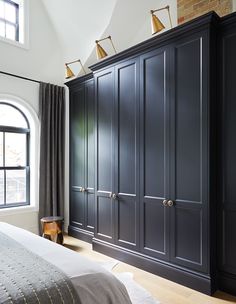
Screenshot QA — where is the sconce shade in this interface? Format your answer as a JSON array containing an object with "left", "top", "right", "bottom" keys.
[
  {"left": 65, "top": 65, "right": 75, "bottom": 79},
  {"left": 96, "top": 43, "right": 108, "bottom": 60},
  {"left": 151, "top": 13, "right": 165, "bottom": 35}
]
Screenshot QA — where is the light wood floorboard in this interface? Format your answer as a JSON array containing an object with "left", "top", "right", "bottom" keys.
[{"left": 64, "top": 235, "right": 236, "bottom": 304}]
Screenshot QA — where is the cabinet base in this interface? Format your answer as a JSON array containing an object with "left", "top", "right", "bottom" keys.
[
  {"left": 92, "top": 238, "right": 216, "bottom": 295},
  {"left": 68, "top": 225, "right": 93, "bottom": 243},
  {"left": 218, "top": 272, "right": 236, "bottom": 296}
]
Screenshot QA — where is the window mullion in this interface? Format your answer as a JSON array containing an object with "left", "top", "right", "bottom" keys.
[
  {"left": 15, "top": 1, "right": 19, "bottom": 41},
  {"left": 0, "top": 166, "right": 27, "bottom": 170},
  {"left": 3, "top": 20, "right": 17, "bottom": 27}
]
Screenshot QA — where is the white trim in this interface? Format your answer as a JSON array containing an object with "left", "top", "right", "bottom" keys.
[
  {"left": 0, "top": 0, "right": 29, "bottom": 49},
  {"left": 233, "top": 0, "right": 236, "bottom": 12},
  {"left": 0, "top": 94, "right": 39, "bottom": 214},
  {"left": 0, "top": 205, "right": 37, "bottom": 216}
]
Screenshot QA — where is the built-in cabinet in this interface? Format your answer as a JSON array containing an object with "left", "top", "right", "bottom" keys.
[
  {"left": 95, "top": 59, "right": 140, "bottom": 252},
  {"left": 67, "top": 75, "right": 95, "bottom": 242},
  {"left": 139, "top": 32, "right": 210, "bottom": 274},
  {"left": 139, "top": 47, "right": 169, "bottom": 262},
  {"left": 218, "top": 14, "right": 236, "bottom": 296},
  {"left": 66, "top": 11, "right": 236, "bottom": 296},
  {"left": 92, "top": 25, "right": 214, "bottom": 293}
]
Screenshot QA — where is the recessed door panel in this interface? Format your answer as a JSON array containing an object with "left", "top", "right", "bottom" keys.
[
  {"left": 85, "top": 80, "right": 95, "bottom": 231},
  {"left": 70, "top": 87, "right": 86, "bottom": 230},
  {"left": 143, "top": 200, "right": 167, "bottom": 254},
  {"left": 95, "top": 69, "right": 115, "bottom": 242},
  {"left": 70, "top": 89, "right": 85, "bottom": 188},
  {"left": 175, "top": 39, "right": 201, "bottom": 203},
  {"left": 97, "top": 72, "right": 113, "bottom": 192},
  {"left": 117, "top": 63, "right": 136, "bottom": 196},
  {"left": 174, "top": 205, "right": 202, "bottom": 265},
  {"left": 97, "top": 196, "right": 113, "bottom": 239},
  {"left": 144, "top": 53, "right": 165, "bottom": 198},
  {"left": 117, "top": 198, "right": 137, "bottom": 246},
  {"left": 87, "top": 81, "right": 95, "bottom": 191},
  {"left": 115, "top": 60, "right": 139, "bottom": 250},
  {"left": 140, "top": 49, "right": 169, "bottom": 260},
  {"left": 70, "top": 190, "right": 85, "bottom": 228},
  {"left": 87, "top": 193, "right": 95, "bottom": 230},
  {"left": 170, "top": 35, "right": 208, "bottom": 272}
]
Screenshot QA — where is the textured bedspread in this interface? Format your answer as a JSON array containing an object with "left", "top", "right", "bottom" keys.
[
  {"left": 0, "top": 223, "right": 132, "bottom": 304},
  {"left": 0, "top": 231, "right": 80, "bottom": 304}
]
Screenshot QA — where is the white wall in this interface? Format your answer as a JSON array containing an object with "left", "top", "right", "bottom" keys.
[
  {"left": 42, "top": 0, "right": 117, "bottom": 76},
  {"left": 0, "top": 0, "right": 64, "bottom": 84},
  {"left": 83, "top": 0, "right": 177, "bottom": 69},
  {"left": 0, "top": 0, "right": 64, "bottom": 234},
  {"left": 131, "top": 0, "right": 177, "bottom": 47},
  {"left": 0, "top": 211, "right": 38, "bottom": 234}
]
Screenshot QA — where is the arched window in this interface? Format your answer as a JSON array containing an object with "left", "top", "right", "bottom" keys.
[{"left": 0, "top": 102, "right": 30, "bottom": 208}]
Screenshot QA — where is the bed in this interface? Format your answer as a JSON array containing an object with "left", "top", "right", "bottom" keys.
[{"left": 0, "top": 222, "right": 133, "bottom": 304}]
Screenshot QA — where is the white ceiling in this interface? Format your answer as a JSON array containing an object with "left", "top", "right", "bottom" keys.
[{"left": 41, "top": 0, "right": 177, "bottom": 75}]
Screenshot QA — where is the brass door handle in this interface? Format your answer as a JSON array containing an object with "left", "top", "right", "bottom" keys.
[
  {"left": 163, "top": 199, "right": 168, "bottom": 206},
  {"left": 167, "top": 200, "right": 174, "bottom": 207}
]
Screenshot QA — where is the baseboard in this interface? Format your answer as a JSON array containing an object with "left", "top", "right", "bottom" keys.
[
  {"left": 68, "top": 225, "right": 93, "bottom": 243},
  {"left": 92, "top": 238, "right": 215, "bottom": 295},
  {"left": 218, "top": 272, "right": 236, "bottom": 296}
]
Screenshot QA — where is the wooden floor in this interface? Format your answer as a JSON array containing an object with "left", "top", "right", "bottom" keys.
[{"left": 64, "top": 235, "right": 236, "bottom": 304}]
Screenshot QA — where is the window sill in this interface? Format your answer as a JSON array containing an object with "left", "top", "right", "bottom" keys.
[
  {"left": 0, "top": 35, "right": 29, "bottom": 50},
  {"left": 0, "top": 205, "right": 38, "bottom": 216}
]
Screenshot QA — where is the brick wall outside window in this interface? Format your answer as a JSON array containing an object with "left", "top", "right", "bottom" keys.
[{"left": 177, "top": 0, "right": 232, "bottom": 24}]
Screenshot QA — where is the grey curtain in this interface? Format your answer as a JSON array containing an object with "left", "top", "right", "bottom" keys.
[{"left": 38, "top": 82, "right": 65, "bottom": 222}]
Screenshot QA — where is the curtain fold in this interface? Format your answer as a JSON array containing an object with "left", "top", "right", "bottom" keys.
[{"left": 38, "top": 82, "right": 65, "bottom": 223}]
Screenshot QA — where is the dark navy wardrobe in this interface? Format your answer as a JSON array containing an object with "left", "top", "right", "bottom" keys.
[{"left": 66, "top": 11, "right": 236, "bottom": 296}]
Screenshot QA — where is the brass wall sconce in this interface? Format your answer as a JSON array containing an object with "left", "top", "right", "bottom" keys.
[
  {"left": 150, "top": 5, "right": 173, "bottom": 35},
  {"left": 65, "top": 59, "right": 86, "bottom": 79},
  {"left": 95, "top": 35, "right": 117, "bottom": 60}
]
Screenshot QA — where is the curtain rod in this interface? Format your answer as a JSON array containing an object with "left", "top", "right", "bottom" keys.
[{"left": 0, "top": 70, "right": 41, "bottom": 84}]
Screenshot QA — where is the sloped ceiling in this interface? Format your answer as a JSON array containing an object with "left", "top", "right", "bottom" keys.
[{"left": 41, "top": 0, "right": 177, "bottom": 76}]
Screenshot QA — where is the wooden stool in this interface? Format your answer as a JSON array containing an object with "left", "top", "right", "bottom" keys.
[{"left": 41, "top": 216, "right": 64, "bottom": 245}]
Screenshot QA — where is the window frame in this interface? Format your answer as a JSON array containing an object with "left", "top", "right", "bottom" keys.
[
  {"left": 0, "top": 0, "right": 29, "bottom": 49},
  {"left": 0, "top": 102, "right": 30, "bottom": 209},
  {"left": 0, "top": 0, "right": 20, "bottom": 42}
]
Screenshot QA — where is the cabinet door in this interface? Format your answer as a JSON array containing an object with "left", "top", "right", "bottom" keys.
[
  {"left": 140, "top": 48, "right": 170, "bottom": 260},
  {"left": 114, "top": 59, "right": 140, "bottom": 251},
  {"left": 95, "top": 68, "right": 115, "bottom": 242},
  {"left": 169, "top": 33, "right": 208, "bottom": 272},
  {"left": 85, "top": 80, "right": 95, "bottom": 232},
  {"left": 70, "top": 87, "right": 86, "bottom": 229},
  {"left": 219, "top": 28, "right": 236, "bottom": 276}
]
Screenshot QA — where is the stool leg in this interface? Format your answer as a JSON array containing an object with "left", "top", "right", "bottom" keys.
[
  {"left": 43, "top": 234, "right": 51, "bottom": 240},
  {"left": 57, "top": 233, "right": 63, "bottom": 245}
]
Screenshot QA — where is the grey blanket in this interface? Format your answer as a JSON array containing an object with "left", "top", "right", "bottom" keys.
[{"left": 0, "top": 231, "right": 80, "bottom": 304}]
